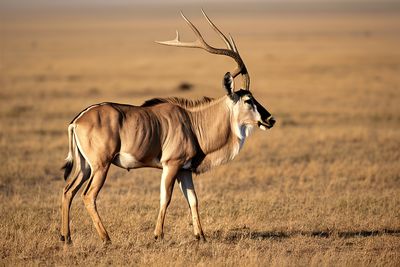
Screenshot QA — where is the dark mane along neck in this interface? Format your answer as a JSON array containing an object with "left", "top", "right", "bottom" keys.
[{"left": 141, "top": 96, "right": 214, "bottom": 109}]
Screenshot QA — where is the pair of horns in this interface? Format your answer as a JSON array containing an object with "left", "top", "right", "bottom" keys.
[{"left": 156, "top": 9, "right": 250, "bottom": 91}]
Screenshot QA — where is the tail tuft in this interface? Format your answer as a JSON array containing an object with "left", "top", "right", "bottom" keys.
[
  {"left": 62, "top": 124, "right": 75, "bottom": 181},
  {"left": 61, "top": 160, "right": 73, "bottom": 181}
]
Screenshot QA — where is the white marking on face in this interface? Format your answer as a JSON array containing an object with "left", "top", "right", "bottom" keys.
[
  {"left": 259, "top": 125, "right": 267, "bottom": 131},
  {"left": 253, "top": 104, "right": 262, "bottom": 123},
  {"left": 231, "top": 103, "right": 243, "bottom": 140},
  {"left": 225, "top": 95, "right": 260, "bottom": 163},
  {"left": 242, "top": 95, "right": 251, "bottom": 101},
  {"left": 228, "top": 97, "right": 258, "bottom": 158}
]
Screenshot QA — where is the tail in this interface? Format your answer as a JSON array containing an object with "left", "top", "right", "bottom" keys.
[{"left": 61, "top": 124, "right": 75, "bottom": 180}]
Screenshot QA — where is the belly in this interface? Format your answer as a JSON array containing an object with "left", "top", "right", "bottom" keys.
[{"left": 113, "top": 152, "right": 161, "bottom": 169}]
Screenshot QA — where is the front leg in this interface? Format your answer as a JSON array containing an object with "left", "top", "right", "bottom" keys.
[
  {"left": 154, "top": 165, "right": 179, "bottom": 240},
  {"left": 176, "top": 170, "right": 206, "bottom": 241}
]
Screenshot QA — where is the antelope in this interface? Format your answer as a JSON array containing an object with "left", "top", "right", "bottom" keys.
[{"left": 60, "top": 10, "right": 275, "bottom": 244}]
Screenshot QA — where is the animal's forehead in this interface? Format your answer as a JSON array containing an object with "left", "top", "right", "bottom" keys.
[{"left": 235, "top": 89, "right": 253, "bottom": 99}]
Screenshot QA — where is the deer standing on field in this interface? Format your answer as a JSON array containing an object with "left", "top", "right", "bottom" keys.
[{"left": 60, "top": 10, "right": 275, "bottom": 244}]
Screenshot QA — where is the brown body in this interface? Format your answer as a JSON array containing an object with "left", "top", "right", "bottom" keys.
[
  {"left": 75, "top": 97, "right": 247, "bottom": 173},
  {"left": 60, "top": 10, "right": 275, "bottom": 244}
]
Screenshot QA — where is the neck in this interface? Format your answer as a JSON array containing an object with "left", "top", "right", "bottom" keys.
[{"left": 187, "top": 96, "right": 247, "bottom": 173}]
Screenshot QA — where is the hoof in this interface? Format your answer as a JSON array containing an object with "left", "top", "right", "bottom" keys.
[
  {"left": 65, "top": 236, "right": 72, "bottom": 244},
  {"left": 60, "top": 234, "right": 72, "bottom": 244},
  {"left": 195, "top": 233, "right": 206, "bottom": 242},
  {"left": 154, "top": 233, "right": 164, "bottom": 241}
]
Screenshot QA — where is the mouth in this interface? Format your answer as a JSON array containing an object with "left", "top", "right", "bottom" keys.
[{"left": 258, "top": 121, "right": 273, "bottom": 130}]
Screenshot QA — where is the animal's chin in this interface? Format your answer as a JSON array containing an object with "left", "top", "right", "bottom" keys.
[
  {"left": 258, "top": 121, "right": 272, "bottom": 131},
  {"left": 240, "top": 124, "right": 255, "bottom": 138}
]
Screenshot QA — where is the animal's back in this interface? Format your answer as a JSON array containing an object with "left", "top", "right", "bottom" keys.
[{"left": 72, "top": 102, "right": 198, "bottom": 169}]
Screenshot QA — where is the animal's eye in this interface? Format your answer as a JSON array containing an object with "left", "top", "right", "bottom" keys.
[{"left": 244, "top": 99, "right": 252, "bottom": 105}]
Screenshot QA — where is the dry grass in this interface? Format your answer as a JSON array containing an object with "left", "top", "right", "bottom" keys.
[{"left": 0, "top": 3, "right": 399, "bottom": 266}]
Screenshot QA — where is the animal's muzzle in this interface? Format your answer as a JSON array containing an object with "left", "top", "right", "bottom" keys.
[
  {"left": 267, "top": 116, "right": 276, "bottom": 127},
  {"left": 258, "top": 116, "right": 276, "bottom": 129}
]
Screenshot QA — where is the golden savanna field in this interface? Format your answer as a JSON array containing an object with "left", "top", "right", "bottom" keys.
[{"left": 0, "top": 1, "right": 399, "bottom": 265}]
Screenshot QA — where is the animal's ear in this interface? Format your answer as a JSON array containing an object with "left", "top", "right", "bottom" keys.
[{"left": 223, "top": 72, "right": 235, "bottom": 95}]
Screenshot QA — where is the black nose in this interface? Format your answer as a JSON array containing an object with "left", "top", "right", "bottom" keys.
[{"left": 268, "top": 116, "right": 276, "bottom": 126}]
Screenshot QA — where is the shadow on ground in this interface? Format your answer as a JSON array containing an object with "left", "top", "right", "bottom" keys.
[{"left": 212, "top": 227, "right": 400, "bottom": 242}]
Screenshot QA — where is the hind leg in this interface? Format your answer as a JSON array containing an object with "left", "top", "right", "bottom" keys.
[
  {"left": 60, "top": 168, "right": 89, "bottom": 244},
  {"left": 81, "top": 165, "right": 111, "bottom": 243}
]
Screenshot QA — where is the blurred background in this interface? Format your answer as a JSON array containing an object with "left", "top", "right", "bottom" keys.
[{"left": 0, "top": 0, "right": 399, "bottom": 265}]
